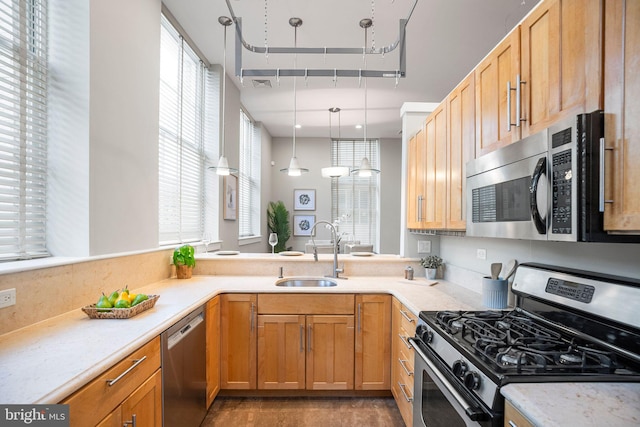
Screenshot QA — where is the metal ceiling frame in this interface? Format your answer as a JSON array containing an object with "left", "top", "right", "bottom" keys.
[{"left": 223, "top": 0, "right": 418, "bottom": 81}]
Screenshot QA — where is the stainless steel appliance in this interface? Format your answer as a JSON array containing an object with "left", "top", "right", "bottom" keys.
[
  {"left": 161, "top": 306, "right": 207, "bottom": 427},
  {"left": 466, "top": 111, "right": 640, "bottom": 242},
  {"left": 410, "top": 263, "right": 640, "bottom": 426}
]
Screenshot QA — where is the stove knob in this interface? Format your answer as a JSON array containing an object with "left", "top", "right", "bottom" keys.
[
  {"left": 418, "top": 325, "right": 434, "bottom": 343},
  {"left": 452, "top": 360, "right": 467, "bottom": 377},
  {"left": 463, "top": 371, "right": 481, "bottom": 390}
]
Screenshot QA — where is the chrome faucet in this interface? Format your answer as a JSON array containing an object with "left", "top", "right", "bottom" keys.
[{"left": 310, "top": 220, "right": 344, "bottom": 279}]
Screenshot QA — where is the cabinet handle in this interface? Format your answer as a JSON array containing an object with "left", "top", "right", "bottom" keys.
[
  {"left": 399, "top": 309, "right": 414, "bottom": 323},
  {"left": 250, "top": 302, "right": 255, "bottom": 332},
  {"left": 307, "top": 325, "right": 312, "bottom": 352},
  {"left": 106, "top": 356, "right": 147, "bottom": 387},
  {"left": 398, "top": 333, "right": 412, "bottom": 350},
  {"left": 357, "top": 303, "right": 362, "bottom": 332},
  {"left": 300, "top": 324, "right": 304, "bottom": 353},
  {"left": 516, "top": 74, "right": 526, "bottom": 127},
  {"left": 599, "top": 137, "right": 614, "bottom": 211},
  {"left": 417, "top": 195, "right": 423, "bottom": 221},
  {"left": 123, "top": 414, "right": 136, "bottom": 427},
  {"left": 398, "top": 358, "right": 413, "bottom": 376},
  {"left": 507, "top": 80, "right": 513, "bottom": 132},
  {"left": 398, "top": 381, "right": 413, "bottom": 402}
]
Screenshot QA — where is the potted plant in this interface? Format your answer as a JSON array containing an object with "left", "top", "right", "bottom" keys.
[
  {"left": 267, "top": 201, "right": 290, "bottom": 253},
  {"left": 420, "top": 255, "right": 443, "bottom": 280},
  {"left": 173, "top": 244, "right": 196, "bottom": 279}
]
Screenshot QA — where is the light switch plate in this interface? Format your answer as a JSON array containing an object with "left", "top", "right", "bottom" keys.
[
  {"left": 0, "top": 288, "right": 16, "bottom": 308},
  {"left": 418, "top": 240, "right": 431, "bottom": 253}
]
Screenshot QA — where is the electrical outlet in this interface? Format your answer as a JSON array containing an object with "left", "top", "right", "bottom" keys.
[
  {"left": 0, "top": 288, "right": 16, "bottom": 309},
  {"left": 417, "top": 240, "right": 431, "bottom": 254},
  {"left": 477, "top": 249, "right": 487, "bottom": 260}
]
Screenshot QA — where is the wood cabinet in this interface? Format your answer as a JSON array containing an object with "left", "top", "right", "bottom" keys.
[
  {"left": 206, "top": 295, "right": 221, "bottom": 406},
  {"left": 475, "top": 28, "right": 521, "bottom": 156},
  {"left": 407, "top": 128, "right": 426, "bottom": 228},
  {"left": 603, "top": 0, "right": 640, "bottom": 232},
  {"left": 390, "top": 298, "right": 416, "bottom": 427},
  {"left": 445, "top": 73, "right": 475, "bottom": 230},
  {"left": 423, "top": 103, "right": 448, "bottom": 229},
  {"left": 504, "top": 400, "right": 534, "bottom": 427},
  {"left": 256, "top": 294, "right": 355, "bottom": 390},
  {"left": 520, "top": 0, "right": 603, "bottom": 138},
  {"left": 355, "top": 294, "right": 391, "bottom": 390},
  {"left": 220, "top": 293, "right": 257, "bottom": 389},
  {"left": 62, "top": 337, "right": 162, "bottom": 427}
]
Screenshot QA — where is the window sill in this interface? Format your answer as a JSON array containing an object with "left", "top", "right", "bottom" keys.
[{"left": 239, "top": 236, "right": 261, "bottom": 246}]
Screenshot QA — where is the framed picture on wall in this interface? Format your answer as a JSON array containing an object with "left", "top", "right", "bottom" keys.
[
  {"left": 223, "top": 175, "right": 237, "bottom": 220},
  {"left": 293, "top": 215, "right": 316, "bottom": 236},
  {"left": 294, "top": 189, "right": 315, "bottom": 211}
]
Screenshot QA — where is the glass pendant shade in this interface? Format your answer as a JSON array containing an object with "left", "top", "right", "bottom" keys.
[
  {"left": 215, "top": 155, "right": 231, "bottom": 176},
  {"left": 282, "top": 156, "right": 308, "bottom": 176}
]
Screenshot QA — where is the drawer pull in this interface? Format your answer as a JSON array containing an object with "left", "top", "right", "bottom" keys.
[
  {"left": 106, "top": 356, "right": 147, "bottom": 387},
  {"left": 123, "top": 414, "right": 137, "bottom": 427},
  {"left": 398, "top": 333, "right": 412, "bottom": 350},
  {"left": 398, "top": 381, "right": 413, "bottom": 402},
  {"left": 399, "top": 309, "right": 415, "bottom": 323},
  {"left": 399, "top": 358, "right": 413, "bottom": 376}
]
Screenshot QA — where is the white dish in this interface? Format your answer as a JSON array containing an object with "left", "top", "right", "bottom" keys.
[
  {"left": 279, "top": 251, "right": 304, "bottom": 256},
  {"left": 216, "top": 250, "right": 239, "bottom": 255},
  {"left": 351, "top": 252, "right": 374, "bottom": 257}
]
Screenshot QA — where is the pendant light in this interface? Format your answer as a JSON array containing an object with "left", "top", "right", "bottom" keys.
[
  {"left": 321, "top": 107, "right": 350, "bottom": 178},
  {"left": 209, "top": 16, "right": 238, "bottom": 176},
  {"left": 280, "top": 17, "right": 309, "bottom": 176},
  {"left": 351, "top": 18, "right": 380, "bottom": 177}
]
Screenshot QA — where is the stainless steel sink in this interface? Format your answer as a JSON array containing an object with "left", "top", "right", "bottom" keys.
[{"left": 275, "top": 278, "right": 338, "bottom": 287}]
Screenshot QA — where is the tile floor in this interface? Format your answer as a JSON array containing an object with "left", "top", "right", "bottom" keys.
[{"left": 201, "top": 396, "right": 406, "bottom": 427}]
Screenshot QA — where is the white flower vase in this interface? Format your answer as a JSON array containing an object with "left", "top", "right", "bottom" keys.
[{"left": 426, "top": 268, "right": 437, "bottom": 280}]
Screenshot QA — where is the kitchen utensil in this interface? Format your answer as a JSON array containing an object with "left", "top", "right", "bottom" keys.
[
  {"left": 490, "top": 262, "right": 502, "bottom": 280},
  {"left": 503, "top": 259, "right": 518, "bottom": 281}
]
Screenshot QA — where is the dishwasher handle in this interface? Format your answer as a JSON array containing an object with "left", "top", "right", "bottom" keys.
[{"left": 166, "top": 312, "right": 204, "bottom": 350}]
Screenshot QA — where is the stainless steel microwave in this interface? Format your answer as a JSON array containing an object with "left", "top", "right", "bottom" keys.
[{"left": 466, "top": 111, "right": 640, "bottom": 243}]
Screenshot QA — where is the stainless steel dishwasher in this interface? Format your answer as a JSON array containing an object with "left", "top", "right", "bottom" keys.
[{"left": 161, "top": 306, "right": 206, "bottom": 427}]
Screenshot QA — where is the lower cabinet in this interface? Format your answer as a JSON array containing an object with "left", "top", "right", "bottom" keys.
[
  {"left": 504, "top": 400, "right": 534, "bottom": 427},
  {"left": 220, "top": 293, "right": 257, "bottom": 390},
  {"left": 391, "top": 298, "right": 417, "bottom": 427},
  {"left": 206, "top": 295, "right": 221, "bottom": 406},
  {"left": 62, "top": 337, "right": 162, "bottom": 427},
  {"left": 355, "top": 294, "right": 391, "bottom": 390}
]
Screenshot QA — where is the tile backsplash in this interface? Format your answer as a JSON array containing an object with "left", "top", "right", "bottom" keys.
[{"left": 0, "top": 249, "right": 174, "bottom": 335}]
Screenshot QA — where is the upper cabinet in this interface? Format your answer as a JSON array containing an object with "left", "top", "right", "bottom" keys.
[
  {"left": 423, "top": 103, "right": 447, "bottom": 229},
  {"left": 407, "top": 128, "right": 425, "bottom": 228},
  {"left": 603, "top": 0, "right": 640, "bottom": 232},
  {"left": 475, "top": 28, "right": 521, "bottom": 156}
]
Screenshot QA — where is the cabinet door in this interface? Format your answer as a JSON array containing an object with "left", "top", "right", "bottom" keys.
[
  {"left": 520, "top": 0, "right": 602, "bottom": 137},
  {"left": 603, "top": 0, "right": 640, "bottom": 232},
  {"left": 423, "top": 104, "right": 447, "bottom": 229},
  {"left": 390, "top": 298, "right": 415, "bottom": 427},
  {"left": 306, "top": 315, "right": 354, "bottom": 390},
  {"left": 475, "top": 28, "right": 521, "bottom": 156},
  {"left": 446, "top": 73, "right": 475, "bottom": 230},
  {"left": 407, "top": 128, "right": 426, "bottom": 229},
  {"left": 257, "top": 314, "right": 306, "bottom": 389},
  {"left": 220, "top": 294, "right": 257, "bottom": 389},
  {"left": 120, "top": 369, "right": 162, "bottom": 427},
  {"left": 206, "top": 296, "right": 220, "bottom": 406},
  {"left": 355, "top": 294, "right": 391, "bottom": 390}
]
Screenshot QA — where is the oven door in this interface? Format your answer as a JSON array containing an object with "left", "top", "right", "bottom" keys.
[{"left": 410, "top": 339, "right": 497, "bottom": 427}]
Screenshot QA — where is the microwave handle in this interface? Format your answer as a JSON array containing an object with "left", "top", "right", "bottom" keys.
[{"left": 530, "top": 157, "right": 547, "bottom": 234}]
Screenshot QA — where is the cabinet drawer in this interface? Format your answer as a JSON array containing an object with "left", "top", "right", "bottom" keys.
[
  {"left": 258, "top": 294, "right": 355, "bottom": 314},
  {"left": 62, "top": 337, "right": 161, "bottom": 426},
  {"left": 392, "top": 365, "right": 414, "bottom": 427},
  {"left": 397, "top": 304, "right": 417, "bottom": 335},
  {"left": 397, "top": 341, "right": 415, "bottom": 374}
]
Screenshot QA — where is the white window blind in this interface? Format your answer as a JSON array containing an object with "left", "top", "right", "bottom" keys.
[
  {"left": 238, "top": 109, "right": 260, "bottom": 238},
  {"left": 159, "top": 15, "right": 217, "bottom": 245},
  {"left": 0, "top": 0, "right": 49, "bottom": 261},
  {"left": 331, "top": 139, "right": 380, "bottom": 249}
]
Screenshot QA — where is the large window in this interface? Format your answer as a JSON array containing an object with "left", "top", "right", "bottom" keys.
[
  {"left": 331, "top": 140, "right": 380, "bottom": 250},
  {"left": 158, "top": 15, "right": 218, "bottom": 245},
  {"left": 238, "top": 109, "right": 261, "bottom": 239},
  {"left": 0, "top": 0, "right": 49, "bottom": 261}
]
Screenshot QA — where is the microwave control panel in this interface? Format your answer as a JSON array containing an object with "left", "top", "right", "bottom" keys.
[{"left": 552, "top": 149, "right": 573, "bottom": 234}]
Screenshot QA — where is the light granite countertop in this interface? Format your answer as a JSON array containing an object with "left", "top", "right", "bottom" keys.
[{"left": 501, "top": 382, "right": 640, "bottom": 426}]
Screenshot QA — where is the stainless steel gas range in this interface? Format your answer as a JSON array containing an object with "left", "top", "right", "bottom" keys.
[{"left": 409, "top": 263, "right": 640, "bottom": 427}]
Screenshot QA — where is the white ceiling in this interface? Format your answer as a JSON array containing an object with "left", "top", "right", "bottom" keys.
[{"left": 163, "top": 0, "right": 540, "bottom": 139}]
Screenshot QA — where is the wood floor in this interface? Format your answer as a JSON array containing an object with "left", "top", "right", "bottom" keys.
[{"left": 201, "top": 396, "right": 406, "bottom": 427}]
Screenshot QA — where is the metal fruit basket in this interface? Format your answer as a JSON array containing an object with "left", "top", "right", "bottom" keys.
[{"left": 82, "top": 295, "right": 160, "bottom": 319}]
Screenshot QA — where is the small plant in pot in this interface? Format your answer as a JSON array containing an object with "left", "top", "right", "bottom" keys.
[
  {"left": 173, "top": 244, "right": 196, "bottom": 279},
  {"left": 420, "top": 255, "right": 443, "bottom": 280}
]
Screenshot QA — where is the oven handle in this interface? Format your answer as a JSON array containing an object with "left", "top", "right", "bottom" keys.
[
  {"left": 409, "top": 338, "right": 488, "bottom": 421},
  {"left": 529, "top": 156, "right": 547, "bottom": 235}
]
